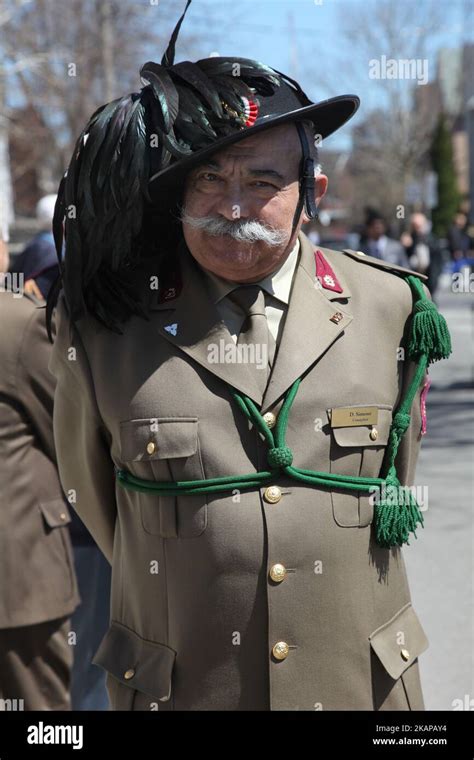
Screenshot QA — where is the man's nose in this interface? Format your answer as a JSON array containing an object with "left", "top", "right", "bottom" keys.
[{"left": 213, "top": 188, "right": 251, "bottom": 221}]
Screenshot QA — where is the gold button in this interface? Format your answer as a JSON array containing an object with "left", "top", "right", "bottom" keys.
[
  {"left": 369, "top": 427, "right": 378, "bottom": 441},
  {"left": 124, "top": 668, "right": 135, "bottom": 680},
  {"left": 146, "top": 441, "right": 156, "bottom": 455},
  {"left": 272, "top": 641, "right": 289, "bottom": 661},
  {"left": 400, "top": 648, "right": 410, "bottom": 662},
  {"left": 263, "top": 412, "right": 276, "bottom": 429},
  {"left": 264, "top": 485, "right": 282, "bottom": 503},
  {"left": 269, "top": 563, "right": 287, "bottom": 583},
  {"left": 60, "top": 512, "right": 67, "bottom": 521}
]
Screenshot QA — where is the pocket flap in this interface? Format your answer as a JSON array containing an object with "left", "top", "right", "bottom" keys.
[
  {"left": 328, "top": 406, "right": 392, "bottom": 447},
  {"left": 92, "top": 621, "right": 176, "bottom": 701},
  {"left": 120, "top": 417, "right": 199, "bottom": 461},
  {"left": 39, "top": 500, "right": 71, "bottom": 528},
  {"left": 369, "top": 602, "right": 429, "bottom": 680}
]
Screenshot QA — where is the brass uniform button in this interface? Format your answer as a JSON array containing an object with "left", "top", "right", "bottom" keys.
[
  {"left": 272, "top": 641, "right": 289, "bottom": 661},
  {"left": 124, "top": 668, "right": 135, "bottom": 680},
  {"left": 263, "top": 412, "right": 276, "bottom": 429},
  {"left": 60, "top": 512, "right": 67, "bottom": 521},
  {"left": 146, "top": 441, "right": 157, "bottom": 455},
  {"left": 369, "top": 427, "right": 378, "bottom": 441},
  {"left": 269, "top": 563, "right": 287, "bottom": 583},
  {"left": 264, "top": 485, "right": 282, "bottom": 503},
  {"left": 400, "top": 648, "right": 410, "bottom": 662}
]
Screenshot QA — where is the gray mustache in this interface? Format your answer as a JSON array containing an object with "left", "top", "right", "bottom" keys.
[{"left": 179, "top": 208, "right": 289, "bottom": 247}]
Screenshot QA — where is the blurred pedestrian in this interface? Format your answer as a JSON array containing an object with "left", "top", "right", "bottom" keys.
[
  {"left": 359, "top": 211, "right": 409, "bottom": 267},
  {"left": 0, "top": 237, "right": 9, "bottom": 279},
  {"left": 447, "top": 212, "right": 471, "bottom": 261},
  {"left": 0, "top": 265, "right": 80, "bottom": 710},
  {"left": 20, "top": 263, "right": 111, "bottom": 711},
  {"left": 401, "top": 212, "right": 444, "bottom": 299},
  {"left": 9, "top": 195, "right": 59, "bottom": 281}
]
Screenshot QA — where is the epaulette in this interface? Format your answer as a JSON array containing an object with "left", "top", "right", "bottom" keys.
[{"left": 341, "top": 249, "right": 428, "bottom": 281}]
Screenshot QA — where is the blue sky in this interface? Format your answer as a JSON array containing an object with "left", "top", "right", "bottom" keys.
[{"left": 171, "top": 0, "right": 474, "bottom": 150}]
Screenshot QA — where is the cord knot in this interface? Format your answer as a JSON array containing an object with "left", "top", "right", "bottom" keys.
[{"left": 267, "top": 446, "right": 293, "bottom": 469}]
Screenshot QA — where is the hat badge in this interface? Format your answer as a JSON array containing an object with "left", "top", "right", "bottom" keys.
[
  {"left": 221, "top": 93, "right": 259, "bottom": 128},
  {"left": 240, "top": 96, "right": 259, "bottom": 127}
]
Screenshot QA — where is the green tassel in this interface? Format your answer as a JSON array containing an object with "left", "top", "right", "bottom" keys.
[
  {"left": 406, "top": 276, "right": 452, "bottom": 363},
  {"left": 374, "top": 470, "right": 424, "bottom": 548}
]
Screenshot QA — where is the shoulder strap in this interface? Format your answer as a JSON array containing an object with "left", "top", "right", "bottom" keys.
[{"left": 341, "top": 248, "right": 428, "bottom": 281}]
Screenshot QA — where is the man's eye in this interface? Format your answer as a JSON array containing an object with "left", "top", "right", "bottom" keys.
[
  {"left": 199, "top": 172, "right": 219, "bottom": 182},
  {"left": 252, "top": 181, "right": 277, "bottom": 188}
]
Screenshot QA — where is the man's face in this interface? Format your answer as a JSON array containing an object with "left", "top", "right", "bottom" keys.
[
  {"left": 410, "top": 213, "right": 427, "bottom": 235},
  {"left": 181, "top": 123, "right": 327, "bottom": 283},
  {"left": 368, "top": 219, "right": 385, "bottom": 240}
]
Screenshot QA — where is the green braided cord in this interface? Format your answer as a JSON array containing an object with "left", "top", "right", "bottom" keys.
[
  {"left": 372, "top": 348, "right": 429, "bottom": 546},
  {"left": 284, "top": 466, "right": 382, "bottom": 489},
  {"left": 274, "top": 376, "right": 301, "bottom": 448},
  {"left": 370, "top": 271, "right": 452, "bottom": 544},
  {"left": 116, "top": 466, "right": 279, "bottom": 496},
  {"left": 115, "top": 358, "right": 427, "bottom": 548},
  {"left": 373, "top": 468, "right": 424, "bottom": 548},
  {"left": 383, "top": 352, "right": 428, "bottom": 474},
  {"left": 230, "top": 391, "right": 275, "bottom": 448},
  {"left": 115, "top": 359, "right": 426, "bottom": 547},
  {"left": 405, "top": 275, "right": 452, "bottom": 363},
  {"left": 116, "top": 462, "right": 385, "bottom": 496},
  {"left": 115, "top": 277, "right": 451, "bottom": 548}
]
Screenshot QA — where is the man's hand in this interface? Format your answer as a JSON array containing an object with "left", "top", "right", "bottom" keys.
[{"left": 24, "top": 278, "right": 45, "bottom": 300}]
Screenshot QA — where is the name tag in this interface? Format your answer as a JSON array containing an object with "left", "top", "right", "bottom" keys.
[{"left": 330, "top": 406, "right": 379, "bottom": 427}]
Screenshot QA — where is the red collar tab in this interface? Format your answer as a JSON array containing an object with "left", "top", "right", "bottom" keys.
[{"left": 314, "top": 249, "right": 343, "bottom": 293}]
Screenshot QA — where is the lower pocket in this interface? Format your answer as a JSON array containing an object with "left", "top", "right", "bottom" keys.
[
  {"left": 369, "top": 602, "right": 429, "bottom": 710},
  {"left": 38, "top": 500, "right": 76, "bottom": 601}
]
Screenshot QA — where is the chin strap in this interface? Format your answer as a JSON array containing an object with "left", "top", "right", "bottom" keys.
[{"left": 289, "top": 121, "right": 319, "bottom": 240}]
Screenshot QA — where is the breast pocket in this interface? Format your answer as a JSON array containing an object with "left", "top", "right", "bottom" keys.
[
  {"left": 327, "top": 404, "right": 392, "bottom": 527},
  {"left": 119, "top": 416, "right": 208, "bottom": 538}
]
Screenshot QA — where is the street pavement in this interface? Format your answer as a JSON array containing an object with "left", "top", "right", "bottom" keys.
[{"left": 402, "top": 279, "right": 474, "bottom": 711}]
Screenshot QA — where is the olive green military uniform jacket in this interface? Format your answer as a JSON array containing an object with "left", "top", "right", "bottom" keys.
[
  {"left": 49, "top": 230, "right": 430, "bottom": 710},
  {"left": 0, "top": 290, "right": 79, "bottom": 628}
]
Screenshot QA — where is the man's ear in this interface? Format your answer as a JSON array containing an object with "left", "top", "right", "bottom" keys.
[{"left": 302, "top": 174, "right": 328, "bottom": 224}]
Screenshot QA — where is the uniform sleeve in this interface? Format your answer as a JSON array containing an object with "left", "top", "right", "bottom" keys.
[
  {"left": 48, "top": 292, "right": 116, "bottom": 563},
  {"left": 13, "top": 304, "right": 57, "bottom": 464},
  {"left": 393, "top": 281, "right": 432, "bottom": 487}
]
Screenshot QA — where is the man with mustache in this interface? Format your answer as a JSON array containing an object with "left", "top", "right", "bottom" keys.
[{"left": 48, "top": 1, "right": 450, "bottom": 711}]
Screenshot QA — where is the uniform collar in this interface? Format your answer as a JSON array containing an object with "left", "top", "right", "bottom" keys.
[
  {"left": 147, "top": 230, "right": 352, "bottom": 311},
  {"left": 200, "top": 237, "right": 300, "bottom": 306},
  {"left": 146, "top": 230, "right": 353, "bottom": 410}
]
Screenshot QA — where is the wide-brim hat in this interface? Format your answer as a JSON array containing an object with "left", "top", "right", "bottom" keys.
[
  {"left": 147, "top": 55, "right": 359, "bottom": 201},
  {"left": 50, "top": 0, "right": 360, "bottom": 333}
]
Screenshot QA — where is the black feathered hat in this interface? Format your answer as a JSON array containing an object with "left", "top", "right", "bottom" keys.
[{"left": 49, "top": 0, "right": 359, "bottom": 335}]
